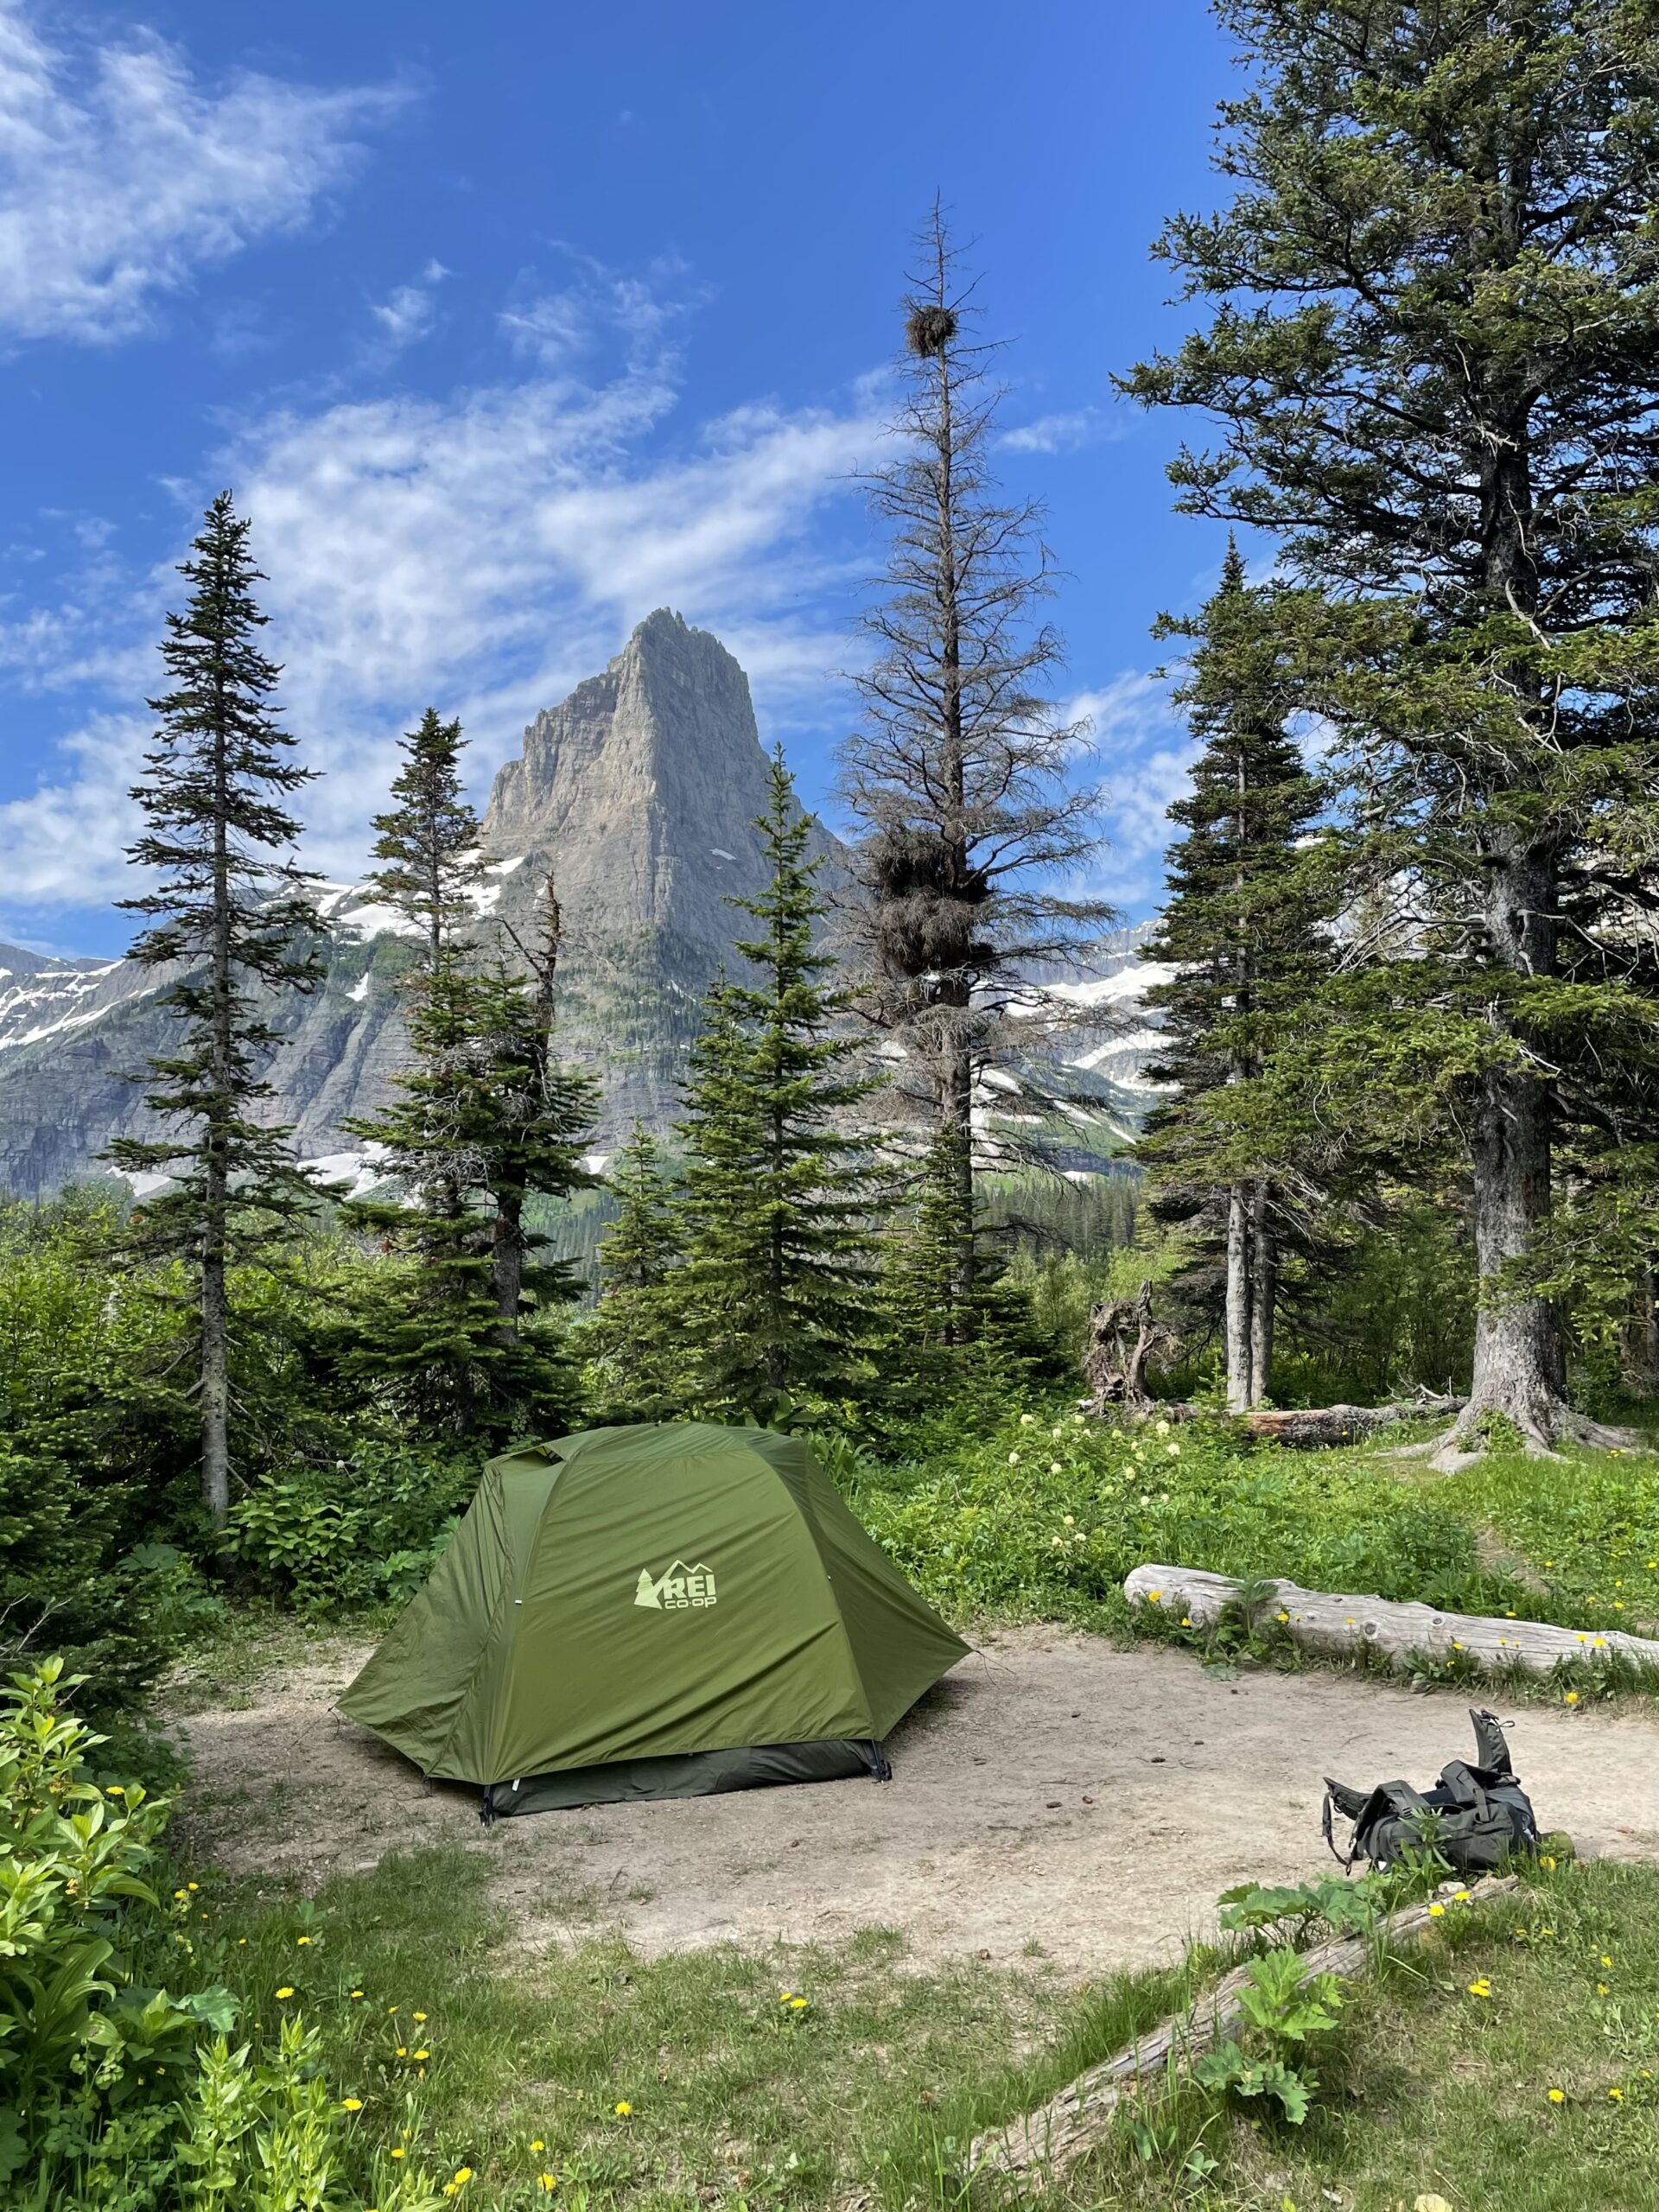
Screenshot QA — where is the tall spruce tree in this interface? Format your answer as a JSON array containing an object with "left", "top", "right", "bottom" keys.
[
  {"left": 676, "top": 751, "right": 882, "bottom": 1416},
  {"left": 840, "top": 205, "right": 1110, "bottom": 1343},
  {"left": 346, "top": 721, "right": 596, "bottom": 1441},
  {"left": 1138, "top": 544, "right": 1332, "bottom": 1408},
  {"left": 587, "top": 1122, "right": 686, "bottom": 1415},
  {"left": 107, "top": 492, "right": 324, "bottom": 1527},
  {"left": 467, "top": 880, "right": 599, "bottom": 1433},
  {"left": 1127, "top": 0, "right": 1659, "bottom": 1456},
  {"left": 344, "top": 709, "right": 494, "bottom": 1433}
]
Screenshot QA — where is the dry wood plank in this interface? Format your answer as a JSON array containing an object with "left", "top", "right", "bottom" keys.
[
  {"left": 1122, "top": 1564, "right": 1659, "bottom": 1675},
  {"left": 966, "top": 1876, "right": 1519, "bottom": 2190}
]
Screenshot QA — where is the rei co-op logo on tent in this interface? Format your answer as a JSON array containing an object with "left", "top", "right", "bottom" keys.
[{"left": 633, "top": 1560, "right": 717, "bottom": 1611}]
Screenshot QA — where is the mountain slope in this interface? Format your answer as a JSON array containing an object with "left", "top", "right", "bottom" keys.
[{"left": 0, "top": 611, "right": 842, "bottom": 1198}]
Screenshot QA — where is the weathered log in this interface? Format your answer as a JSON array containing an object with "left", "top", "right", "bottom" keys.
[
  {"left": 1239, "top": 1393, "right": 1464, "bottom": 1446},
  {"left": 1123, "top": 1563, "right": 1659, "bottom": 1675},
  {"left": 1077, "top": 1391, "right": 1465, "bottom": 1445},
  {"left": 967, "top": 1875, "right": 1519, "bottom": 2190}
]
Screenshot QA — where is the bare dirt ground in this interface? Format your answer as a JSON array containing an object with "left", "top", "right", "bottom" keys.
[{"left": 171, "top": 1628, "right": 1659, "bottom": 1980}]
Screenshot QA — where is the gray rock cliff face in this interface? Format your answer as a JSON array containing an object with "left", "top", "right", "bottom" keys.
[{"left": 0, "top": 611, "right": 841, "bottom": 1197}]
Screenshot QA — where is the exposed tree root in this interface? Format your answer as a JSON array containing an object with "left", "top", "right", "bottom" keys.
[{"left": 1423, "top": 1402, "right": 1643, "bottom": 1473}]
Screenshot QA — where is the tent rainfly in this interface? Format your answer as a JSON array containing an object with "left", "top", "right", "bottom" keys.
[{"left": 340, "top": 1422, "right": 969, "bottom": 1816}]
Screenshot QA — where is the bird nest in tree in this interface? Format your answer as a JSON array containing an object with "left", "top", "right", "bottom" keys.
[{"left": 906, "top": 304, "right": 957, "bottom": 357}]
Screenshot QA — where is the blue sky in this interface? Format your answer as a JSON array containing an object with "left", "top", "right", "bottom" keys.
[{"left": 0, "top": 0, "right": 1236, "bottom": 957}]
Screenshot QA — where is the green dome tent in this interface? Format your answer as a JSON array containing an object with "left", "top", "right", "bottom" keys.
[{"left": 340, "top": 1422, "right": 969, "bottom": 1816}]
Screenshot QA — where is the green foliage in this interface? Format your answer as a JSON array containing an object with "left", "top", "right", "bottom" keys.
[
  {"left": 1127, "top": 2, "right": 1659, "bottom": 1431},
  {"left": 0, "top": 1659, "right": 232, "bottom": 2180},
  {"left": 582, "top": 1124, "right": 689, "bottom": 1420},
  {"left": 344, "top": 712, "right": 596, "bottom": 1447},
  {"left": 672, "top": 750, "right": 885, "bottom": 1419},
  {"left": 224, "top": 1446, "right": 474, "bottom": 1612},
  {"left": 1216, "top": 1872, "right": 1395, "bottom": 1944},
  {"left": 1138, "top": 543, "right": 1337, "bottom": 1396},
  {"left": 107, "top": 492, "right": 328, "bottom": 1524},
  {"left": 861, "top": 1403, "right": 1515, "bottom": 1626}
]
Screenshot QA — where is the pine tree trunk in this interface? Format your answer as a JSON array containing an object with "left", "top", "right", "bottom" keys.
[
  {"left": 1441, "top": 836, "right": 1567, "bottom": 1457},
  {"left": 200, "top": 1233, "right": 231, "bottom": 1528},
  {"left": 492, "top": 1194, "right": 524, "bottom": 1342},
  {"left": 1623, "top": 1258, "right": 1659, "bottom": 1396},
  {"left": 1249, "top": 1182, "right": 1274, "bottom": 1407},
  {"left": 1224, "top": 1183, "right": 1252, "bottom": 1411}
]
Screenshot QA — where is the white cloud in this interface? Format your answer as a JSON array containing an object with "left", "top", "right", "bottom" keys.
[
  {"left": 0, "top": 3, "right": 404, "bottom": 343},
  {"left": 0, "top": 296, "right": 887, "bottom": 906},
  {"left": 367, "top": 259, "right": 448, "bottom": 349},
  {"left": 999, "top": 407, "right": 1121, "bottom": 456},
  {"left": 1068, "top": 671, "right": 1198, "bottom": 915}
]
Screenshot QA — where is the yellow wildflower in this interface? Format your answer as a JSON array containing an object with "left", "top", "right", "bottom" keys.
[
  {"left": 539, "top": 2178, "right": 557, "bottom": 2195},
  {"left": 530, "top": 2140, "right": 545, "bottom": 2152},
  {"left": 396, "top": 2046, "right": 408, "bottom": 2057},
  {"left": 350, "top": 1989, "right": 365, "bottom": 1999},
  {"left": 614, "top": 2101, "right": 632, "bottom": 2118},
  {"left": 391, "top": 2150, "right": 405, "bottom": 2161},
  {"left": 1427, "top": 1903, "right": 1446, "bottom": 1918},
  {"left": 1548, "top": 2088, "right": 1565, "bottom": 2104},
  {"left": 297, "top": 1936, "right": 311, "bottom": 1945},
  {"left": 276, "top": 1987, "right": 295, "bottom": 2000},
  {"left": 1610, "top": 2087, "right": 1624, "bottom": 2102},
  {"left": 413, "top": 2011, "right": 428, "bottom": 2022},
  {"left": 1466, "top": 1978, "right": 1491, "bottom": 1999},
  {"left": 453, "top": 2171, "right": 474, "bottom": 2186},
  {"left": 341, "top": 2097, "right": 363, "bottom": 2113},
  {"left": 790, "top": 1996, "right": 808, "bottom": 2010},
  {"left": 413, "top": 2049, "right": 429, "bottom": 2061}
]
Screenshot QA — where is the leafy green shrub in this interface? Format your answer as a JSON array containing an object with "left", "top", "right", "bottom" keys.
[
  {"left": 0, "top": 1449, "right": 215, "bottom": 1723},
  {"left": 226, "top": 1444, "right": 475, "bottom": 1611},
  {"left": 0, "top": 1657, "right": 235, "bottom": 2183},
  {"left": 3, "top": 1658, "right": 450, "bottom": 2209}
]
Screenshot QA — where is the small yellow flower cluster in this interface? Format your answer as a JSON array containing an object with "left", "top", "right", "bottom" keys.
[{"left": 613, "top": 2100, "right": 632, "bottom": 2118}]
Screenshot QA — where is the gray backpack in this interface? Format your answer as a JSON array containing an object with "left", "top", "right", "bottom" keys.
[{"left": 1322, "top": 1708, "right": 1538, "bottom": 1874}]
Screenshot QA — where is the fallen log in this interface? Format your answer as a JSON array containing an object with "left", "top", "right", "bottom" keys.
[
  {"left": 1238, "top": 1394, "right": 1463, "bottom": 1447},
  {"left": 967, "top": 1875, "right": 1519, "bottom": 2190},
  {"left": 1078, "top": 1392, "right": 1465, "bottom": 1446},
  {"left": 1123, "top": 1563, "right": 1659, "bottom": 1676}
]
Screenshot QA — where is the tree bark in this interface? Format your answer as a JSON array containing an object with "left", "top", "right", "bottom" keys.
[
  {"left": 1123, "top": 1562, "right": 1659, "bottom": 1674},
  {"left": 1623, "top": 1258, "right": 1659, "bottom": 1396},
  {"left": 202, "top": 701, "right": 233, "bottom": 1530},
  {"left": 963, "top": 1876, "right": 1520, "bottom": 2193},
  {"left": 1224, "top": 1183, "right": 1251, "bottom": 1411},
  {"left": 1249, "top": 1181, "right": 1274, "bottom": 1407}
]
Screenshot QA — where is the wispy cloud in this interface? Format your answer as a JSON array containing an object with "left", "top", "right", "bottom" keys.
[
  {"left": 0, "top": 275, "right": 887, "bottom": 910},
  {"left": 999, "top": 406, "right": 1122, "bottom": 456},
  {"left": 1069, "top": 670, "right": 1196, "bottom": 916},
  {"left": 0, "top": 1, "right": 405, "bottom": 344},
  {"left": 367, "top": 258, "right": 448, "bottom": 350}
]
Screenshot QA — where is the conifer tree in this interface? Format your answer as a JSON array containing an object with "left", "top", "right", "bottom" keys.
[
  {"left": 1137, "top": 544, "right": 1332, "bottom": 1408},
  {"left": 587, "top": 1122, "right": 686, "bottom": 1414},
  {"left": 107, "top": 492, "right": 324, "bottom": 1528},
  {"left": 876, "top": 1126, "right": 1045, "bottom": 1395},
  {"left": 343, "top": 709, "right": 494, "bottom": 1434},
  {"left": 466, "top": 880, "right": 600, "bottom": 1433},
  {"left": 1126, "top": 0, "right": 1659, "bottom": 1455},
  {"left": 840, "top": 205, "right": 1110, "bottom": 1343},
  {"left": 346, "top": 725, "right": 596, "bottom": 1441},
  {"left": 676, "top": 751, "right": 883, "bottom": 1416}
]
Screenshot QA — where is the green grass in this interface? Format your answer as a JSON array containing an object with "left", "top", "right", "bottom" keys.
[
  {"left": 178, "top": 1843, "right": 1097, "bottom": 2209},
  {"left": 147, "top": 1842, "right": 1659, "bottom": 2210},
  {"left": 853, "top": 1405, "right": 1659, "bottom": 1689}
]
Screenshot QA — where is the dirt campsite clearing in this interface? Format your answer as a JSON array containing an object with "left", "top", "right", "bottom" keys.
[{"left": 171, "top": 1626, "right": 1659, "bottom": 1980}]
